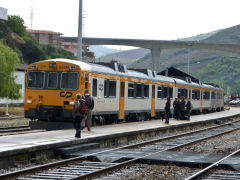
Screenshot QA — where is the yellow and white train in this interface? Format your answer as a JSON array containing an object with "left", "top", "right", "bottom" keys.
[{"left": 24, "top": 59, "right": 224, "bottom": 126}]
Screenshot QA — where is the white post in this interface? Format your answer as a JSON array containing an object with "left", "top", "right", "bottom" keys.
[
  {"left": 77, "top": 0, "right": 83, "bottom": 61},
  {"left": 6, "top": 103, "right": 9, "bottom": 116}
]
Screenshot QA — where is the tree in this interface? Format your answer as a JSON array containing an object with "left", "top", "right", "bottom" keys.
[
  {"left": 0, "top": 40, "right": 21, "bottom": 99},
  {"left": 6, "top": 15, "right": 25, "bottom": 37}
]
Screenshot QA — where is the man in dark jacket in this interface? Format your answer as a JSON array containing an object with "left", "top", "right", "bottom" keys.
[
  {"left": 173, "top": 98, "right": 178, "bottom": 119},
  {"left": 81, "top": 89, "right": 94, "bottom": 131},
  {"left": 164, "top": 97, "right": 171, "bottom": 124},
  {"left": 185, "top": 98, "right": 192, "bottom": 120},
  {"left": 180, "top": 96, "right": 186, "bottom": 119}
]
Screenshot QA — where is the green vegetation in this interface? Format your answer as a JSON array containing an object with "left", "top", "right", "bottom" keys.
[
  {"left": 194, "top": 56, "right": 240, "bottom": 95},
  {"left": 0, "top": 40, "right": 21, "bottom": 99},
  {"left": 6, "top": 15, "right": 25, "bottom": 37}
]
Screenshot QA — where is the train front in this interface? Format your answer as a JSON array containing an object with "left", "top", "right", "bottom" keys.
[{"left": 24, "top": 59, "right": 83, "bottom": 129}]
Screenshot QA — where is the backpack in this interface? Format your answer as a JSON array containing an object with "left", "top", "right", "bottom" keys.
[
  {"left": 79, "top": 100, "right": 89, "bottom": 115},
  {"left": 85, "top": 96, "right": 91, "bottom": 107}
]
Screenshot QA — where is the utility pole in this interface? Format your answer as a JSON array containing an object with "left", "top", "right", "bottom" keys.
[
  {"left": 77, "top": 0, "right": 82, "bottom": 61},
  {"left": 30, "top": 7, "right": 34, "bottom": 29}
]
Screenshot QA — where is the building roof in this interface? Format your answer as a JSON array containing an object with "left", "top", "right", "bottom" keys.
[
  {"left": 158, "top": 67, "right": 200, "bottom": 83},
  {"left": 16, "top": 64, "right": 28, "bottom": 71},
  {"left": 26, "top": 29, "right": 62, "bottom": 35}
]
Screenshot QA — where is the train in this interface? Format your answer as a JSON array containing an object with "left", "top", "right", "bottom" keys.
[{"left": 24, "top": 59, "right": 224, "bottom": 128}]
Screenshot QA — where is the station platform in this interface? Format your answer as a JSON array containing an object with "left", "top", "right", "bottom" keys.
[{"left": 0, "top": 107, "right": 239, "bottom": 168}]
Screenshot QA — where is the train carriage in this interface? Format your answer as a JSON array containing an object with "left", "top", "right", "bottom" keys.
[{"left": 24, "top": 59, "right": 224, "bottom": 129}]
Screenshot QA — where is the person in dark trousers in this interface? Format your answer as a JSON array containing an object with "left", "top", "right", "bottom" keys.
[
  {"left": 164, "top": 96, "right": 171, "bottom": 124},
  {"left": 175, "top": 99, "right": 181, "bottom": 120},
  {"left": 81, "top": 89, "right": 94, "bottom": 131},
  {"left": 73, "top": 94, "right": 83, "bottom": 138},
  {"left": 173, "top": 98, "right": 178, "bottom": 119},
  {"left": 185, "top": 98, "right": 192, "bottom": 120},
  {"left": 180, "top": 96, "right": 186, "bottom": 119}
]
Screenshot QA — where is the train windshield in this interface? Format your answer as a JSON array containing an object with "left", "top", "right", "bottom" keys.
[
  {"left": 61, "top": 72, "right": 79, "bottom": 90},
  {"left": 28, "top": 71, "right": 45, "bottom": 89}
]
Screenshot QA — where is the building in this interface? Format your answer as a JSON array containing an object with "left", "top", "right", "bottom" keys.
[
  {"left": 0, "top": 7, "right": 8, "bottom": 21},
  {"left": 26, "top": 29, "right": 62, "bottom": 47},
  {"left": 0, "top": 64, "right": 28, "bottom": 105}
]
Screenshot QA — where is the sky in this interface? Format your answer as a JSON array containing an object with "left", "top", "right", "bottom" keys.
[{"left": 1, "top": 0, "right": 240, "bottom": 49}]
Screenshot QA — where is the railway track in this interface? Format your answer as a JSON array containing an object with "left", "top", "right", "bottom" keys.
[
  {"left": 0, "top": 125, "right": 45, "bottom": 136},
  {"left": 186, "top": 149, "right": 240, "bottom": 180},
  {"left": 1, "top": 119, "right": 240, "bottom": 179}
]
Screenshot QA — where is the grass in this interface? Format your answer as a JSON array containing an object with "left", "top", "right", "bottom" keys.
[
  {"left": 0, "top": 118, "right": 29, "bottom": 127},
  {"left": 0, "top": 106, "right": 24, "bottom": 116}
]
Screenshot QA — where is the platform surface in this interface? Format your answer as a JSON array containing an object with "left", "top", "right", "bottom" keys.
[{"left": 0, "top": 107, "right": 239, "bottom": 156}]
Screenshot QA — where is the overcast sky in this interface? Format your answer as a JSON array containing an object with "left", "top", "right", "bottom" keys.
[{"left": 1, "top": 0, "right": 240, "bottom": 42}]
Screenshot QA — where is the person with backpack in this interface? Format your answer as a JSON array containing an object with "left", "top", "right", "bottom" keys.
[
  {"left": 81, "top": 89, "right": 94, "bottom": 131},
  {"left": 73, "top": 94, "right": 84, "bottom": 138}
]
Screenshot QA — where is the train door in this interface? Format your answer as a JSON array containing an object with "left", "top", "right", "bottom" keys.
[
  {"left": 151, "top": 85, "right": 155, "bottom": 117},
  {"left": 119, "top": 81, "right": 125, "bottom": 119}
]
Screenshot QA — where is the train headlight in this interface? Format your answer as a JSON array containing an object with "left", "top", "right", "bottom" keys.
[
  {"left": 69, "top": 101, "right": 74, "bottom": 105},
  {"left": 26, "top": 99, "right": 32, "bottom": 104},
  {"left": 63, "top": 101, "right": 74, "bottom": 105}
]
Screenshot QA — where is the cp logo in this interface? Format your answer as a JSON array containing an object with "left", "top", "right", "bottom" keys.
[{"left": 60, "top": 91, "right": 72, "bottom": 98}]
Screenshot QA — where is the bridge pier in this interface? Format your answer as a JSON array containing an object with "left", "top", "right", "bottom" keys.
[{"left": 151, "top": 48, "right": 162, "bottom": 72}]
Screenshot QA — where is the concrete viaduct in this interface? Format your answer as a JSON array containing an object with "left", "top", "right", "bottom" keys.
[{"left": 81, "top": 37, "right": 240, "bottom": 71}]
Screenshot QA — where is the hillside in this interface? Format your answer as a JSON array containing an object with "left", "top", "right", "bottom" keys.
[
  {"left": 99, "top": 24, "right": 240, "bottom": 95},
  {"left": 89, "top": 45, "right": 119, "bottom": 58}
]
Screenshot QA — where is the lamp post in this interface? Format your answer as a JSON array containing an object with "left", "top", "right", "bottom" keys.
[
  {"left": 187, "top": 47, "right": 190, "bottom": 74},
  {"left": 77, "top": 0, "right": 83, "bottom": 61}
]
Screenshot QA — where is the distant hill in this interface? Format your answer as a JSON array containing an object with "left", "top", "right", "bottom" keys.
[
  {"left": 89, "top": 45, "right": 119, "bottom": 58},
  {"left": 98, "top": 24, "right": 240, "bottom": 95}
]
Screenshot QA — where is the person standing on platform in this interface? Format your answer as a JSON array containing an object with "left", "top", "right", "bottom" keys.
[
  {"left": 185, "top": 98, "right": 192, "bottom": 120},
  {"left": 164, "top": 97, "right": 171, "bottom": 124},
  {"left": 173, "top": 98, "right": 178, "bottom": 119},
  {"left": 81, "top": 89, "right": 94, "bottom": 131},
  {"left": 180, "top": 96, "right": 186, "bottom": 119},
  {"left": 175, "top": 99, "right": 181, "bottom": 120},
  {"left": 73, "top": 94, "right": 83, "bottom": 138}
]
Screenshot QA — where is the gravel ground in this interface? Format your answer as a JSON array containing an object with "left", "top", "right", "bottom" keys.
[
  {"left": 179, "top": 129, "right": 240, "bottom": 154},
  {"left": 0, "top": 118, "right": 29, "bottom": 127},
  {"left": 94, "top": 164, "right": 201, "bottom": 180}
]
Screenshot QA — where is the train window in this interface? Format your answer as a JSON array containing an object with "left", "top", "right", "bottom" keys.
[
  {"left": 28, "top": 71, "right": 45, "bottom": 89},
  {"left": 211, "top": 92, "right": 215, "bottom": 99},
  {"left": 120, "top": 82, "right": 125, "bottom": 97},
  {"left": 128, "top": 83, "right": 134, "bottom": 98},
  {"left": 196, "top": 90, "right": 200, "bottom": 100},
  {"left": 136, "top": 84, "right": 143, "bottom": 98},
  {"left": 104, "top": 80, "right": 116, "bottom": 98},
  {"left": 109, "top": 80, "right": 116, "bottom": 97},
  {"left": 61, "top": 72, "right": 79, "bottom": 90},
  {"left": 144, "top": 84, "right": 149, "bottom": 98},
  {"left": 85, "top": 73, "right": 89, "bottom": 90},
  {"left": 184, "top": 89, "right": 188, "bottom": 98},
  {"left": 92, "top": 79, "right": 97, "bottom": 97},
  {"left": 178, "top": 88, "right": 181, "bottom": 98},
  {"left": 163, "top": 86, "right": 168, "bottom": 98},
  {"left": 152, "top": 85, "right": 155, "bottom": 98},
  {"left": 47, "top": 72, "right": 58, "bottom": 89},
  {"left": 157, "top": 86, "right": 162, "bottom": 99},
  {"left": 169, "top": 87, "right": 173, "bottom": 98}
]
